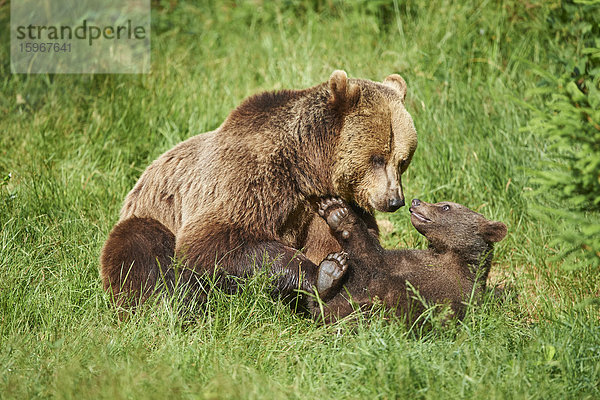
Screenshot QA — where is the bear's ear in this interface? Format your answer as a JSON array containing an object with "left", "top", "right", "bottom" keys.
[
  {"left": 383, "top": 74, "right": 407, "bottom": 102},
  {"left": 480, "top": 220, "right": 507, "bottom": 243},
  {"left": 329, "top": 70, "right": 361, "bottom": 109}
]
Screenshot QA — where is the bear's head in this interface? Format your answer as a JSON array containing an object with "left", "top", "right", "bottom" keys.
[{"left": 330, "top": 70, "right": 417, "bottom": 213}]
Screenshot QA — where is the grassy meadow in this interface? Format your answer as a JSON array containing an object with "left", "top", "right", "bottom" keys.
[{"left": 1, "top": 1, "right": 599, "bottom": 398}]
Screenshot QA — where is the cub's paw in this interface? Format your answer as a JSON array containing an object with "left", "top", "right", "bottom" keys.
[
  {"left": 316, "top": 252, "right": 348, "bottom": 294},
  {"left": 318, "top": 197, "right": 350, "bottom": 233}
]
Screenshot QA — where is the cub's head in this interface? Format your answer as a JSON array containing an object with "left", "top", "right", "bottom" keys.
[
  {"left": 409, "top": 199, "right": 507, "bottom": 254},
  {"left": 329, "top": 70, "right": 418, "bottom": 213}
]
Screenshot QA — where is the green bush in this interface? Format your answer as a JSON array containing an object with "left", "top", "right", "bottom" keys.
[{"left": 528, "top": 0, "right": 600, "bottom": 268}]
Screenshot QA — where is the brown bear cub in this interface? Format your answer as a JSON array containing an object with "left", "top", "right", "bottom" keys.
[
  {"left": 100, "top": 70, "right": 418, "bottom": 308},
  {"left": 312, "top": 198, "right": 507, "bottom": 324}
]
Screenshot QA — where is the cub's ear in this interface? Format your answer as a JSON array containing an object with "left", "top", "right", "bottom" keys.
[
  {"left": 383, "top": 74, "right": 407, "bottom": 102},
  {"left": 480, "top": 220, "right": 507, "bottom": 243},
  {"left": 329, "top": 70, "right": 361, "bottom": 109}
]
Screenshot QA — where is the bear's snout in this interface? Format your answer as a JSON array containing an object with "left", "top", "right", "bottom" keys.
[{"left": 388, "top": 197, "right": 405, "bottom": 211}]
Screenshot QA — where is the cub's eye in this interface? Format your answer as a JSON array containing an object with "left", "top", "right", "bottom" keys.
[
  {"left": 442, "top": 205, "right": 450, "bottom": 211},
  {"left": 371, "top": 155, "right": 385, "bottom": 168}
]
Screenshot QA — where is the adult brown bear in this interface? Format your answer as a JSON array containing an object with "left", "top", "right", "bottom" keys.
[{"left": 100, "top": 70, "right": 418, "bottom": 308}]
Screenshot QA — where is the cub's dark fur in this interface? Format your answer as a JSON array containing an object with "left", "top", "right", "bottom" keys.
[{"left": 312, "top": 198, "right": 507, "bottom": 323}]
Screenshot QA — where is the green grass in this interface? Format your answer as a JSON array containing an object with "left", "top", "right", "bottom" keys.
[{"left": 1, "top": 1, "right": 599, "bottom": 398}]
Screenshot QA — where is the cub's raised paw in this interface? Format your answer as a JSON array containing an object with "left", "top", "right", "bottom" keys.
[
  {"left": 316, "top": 252, "right": 348, "bottom": 294},
  {"left": 318, "top": 197, "right": 349, "bottom": 231}
]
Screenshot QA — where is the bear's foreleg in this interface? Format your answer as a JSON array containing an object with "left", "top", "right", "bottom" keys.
[{"left": 175, "top": 224, "right": 347, "bottom": 305}]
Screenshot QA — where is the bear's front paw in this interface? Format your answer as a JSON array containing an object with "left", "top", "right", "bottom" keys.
[
  {"left": 316, "top": 252, "right": 348, "bottom": 294},
  {"left": 318, "top": 197, "right": 350, "bottom": 235}
]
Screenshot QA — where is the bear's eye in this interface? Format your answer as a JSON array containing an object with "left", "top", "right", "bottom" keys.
[
  {"left": 398, "top": 159, "right": 407, "bottom": 172},
  {"left": 371, "top": 155, "right": 385, "bottom": 168},
  {"left": 442, "top": 205, "right": 450, "bottom": 211}
]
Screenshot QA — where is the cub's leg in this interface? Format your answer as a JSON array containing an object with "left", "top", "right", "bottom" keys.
[
  {"left": 318, "top": 198, "right": 386, "bottom": 269},
  {"left": 303, "top": 203, "right": 380, "bottom": 265},
  {"left": 315, "top": 252, "right": 348, "bottom": 298}
]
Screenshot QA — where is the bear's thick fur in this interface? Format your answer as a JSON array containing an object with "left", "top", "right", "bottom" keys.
[
  {"left": 100, "top": 70, "right": 418, "bottom": 307},
  {"left": 312, "top": 198, "right": 507, "bottom": 323}
]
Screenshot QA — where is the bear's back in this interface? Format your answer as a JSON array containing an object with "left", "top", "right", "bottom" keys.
[{"left": 119, "top": 130, "right": 222, "bottom": 235}]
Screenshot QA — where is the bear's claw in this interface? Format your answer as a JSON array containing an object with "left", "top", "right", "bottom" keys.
[
  {"left": 318, "top": 197, "right": 349, "bottom": 231},
  {"left": 316, "top": 252, "right": 348, "bottom": 293}
]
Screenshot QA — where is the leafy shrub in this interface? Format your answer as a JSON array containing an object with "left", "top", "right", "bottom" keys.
[{"left": 527, "top": 0, "right": 600, "bottom": 268}]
